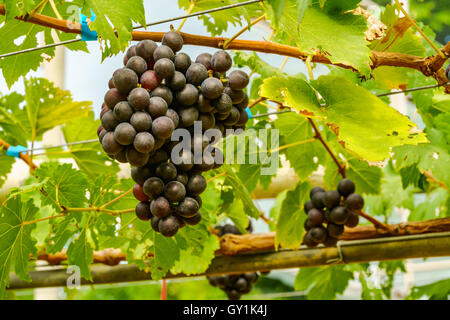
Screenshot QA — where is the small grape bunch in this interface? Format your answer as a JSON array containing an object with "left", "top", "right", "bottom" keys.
[
  {"left": 207, "top": 222, "right": 263, "bottom": 300},
  {"left": 302, "top": 179, "right": 364, "bottom": 247}
]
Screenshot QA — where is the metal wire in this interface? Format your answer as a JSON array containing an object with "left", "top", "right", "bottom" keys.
[
  {"left": 23, "top": 139, "right": 98, "bottom": 153},
  {"left": 0, "top": 38, "right": 82, "bottom": 59},
  {"left": 376, "top": 82, "right": 448, "bottom": 97},
  {"left": 133, "top": 0, "right": 264, "bottom": 29}
]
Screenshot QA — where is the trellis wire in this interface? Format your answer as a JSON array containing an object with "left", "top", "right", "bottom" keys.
[
  {"left": 0, "top": 38, "right": 81, "bottom": 59},
  {"left": 133, "top": 0, "right": 264, "bottom": 29},
  {"left": 0, "top": 0, "right": 263, "bottom": 59}
]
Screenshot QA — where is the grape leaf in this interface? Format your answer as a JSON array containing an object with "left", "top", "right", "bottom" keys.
[
  {"left": 408, "top": 278, "right": 450, "bottom": 300},
  {"left": 50, "top": 111, "right": 119, "bottom": 180},
  {"left": 392, "top": 136, "right": 450, "bottom": 190},
  {"left": 66, "top": 227, "right": 93, "bottom": 281},
  {"left": 4, "top": 0, "right": 36, "bottom": 20},
  {"left": 0, "top": 195, "right": 38, "bottom": 298},
  {"left": 178, "top": 0, "right": 263, "bottom": 36},
  {"left": 274, "top": 112, "right": 325, "bottom": 179},
  {"left": 408, "top": 188, "right": 448, "bottom": 221},
  {"left": 275, "top": 180, "right": 309, "bottom": 249},
  {"left": 148, "top": 233, "right": 180, "bottom": 280},
  {"left": 364, "top": 163, "right": 415, "bottom": 219},
  {"left": 0, "top": 19, "right": 55, "bottom": 87},
  {"left": 172, "top": 223, "right": 220, "bottom": 275},
  {"left": 233, "top": 52, "right": 283, "bottom": 78},
  {"left": 313, "top": 75, "right": 428, "bottom": 161},
  {"left": 218, "top": 165, "right": 260, "bottom": 220},
  {"left": 0, "top": 155, "right": 14, "bottom": 189},
  {"left": 81, "top": 0, "right": 146, "bottom": 59},
  {"left": 219, "top": 189, "right": 250, "bottom": 233},
  {"left": 294, "top": 265, "right": 354, "bottom": 300},
  {"left": 266, "top": 0, "right": 371, "bottom": 75},
  {"left": 259, "top": 75, "right": 323, "bottom": 116},
  {"left": 0, "top": 92, "right": 28, "bottom": 147},
  {"left": 35, "top": 162, "right": 89, "bottom": 210}
]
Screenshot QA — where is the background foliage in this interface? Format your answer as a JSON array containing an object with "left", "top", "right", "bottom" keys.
[{"left": 0, "top": 0, "right": 449, "bottom": 300}]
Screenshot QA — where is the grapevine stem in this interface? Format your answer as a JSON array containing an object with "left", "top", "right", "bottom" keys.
[
  {"left": 27, "top": 0, "right": 48, "bottom": 19},
  {"left": 21, "top": 213, "right": 66, "bottom": 226},
  {"left": 100, "top": 188, "right": 133, "bottom": 209},
  {"left": 207, "top": 171, "right": 227, "bottom": 183},
  {"left": 248, "top": 97, "right": 266, "bottom": 109},
  {"left": 48, "top": 0, "right": 62, "bottom": 20},
  {"left": 279, "top": 56, "right": 289, "bottom": 71},
  {"left": 393, "top": 0, "right": 445, "bottom": 59},
  {"left": 307, "top": 118, "right": 347, "bottom": 178},
  {"left": 357, "top": 210, "right": 392, "bottom": 233},
  {"left": 423, "top": 171, "right": 448, "bottom": 190},
  {"left": 266, "top": 29, "right": 275, "bottom": 41},
  {"left": 177, "top": 1, "right": 196, "bottom": 32},
  {"left": 222, "top": 14, "right": 266, "bottom": 49}
]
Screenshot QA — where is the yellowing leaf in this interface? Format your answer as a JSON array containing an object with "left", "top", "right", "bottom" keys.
[{"left": 313, "top": 75, "right": 428, "bottom": 161}]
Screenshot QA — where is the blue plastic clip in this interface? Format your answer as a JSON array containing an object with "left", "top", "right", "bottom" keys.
[
  {"left": 245, "top": 107, "right": 253, "bottom": 119},
  {"left": 6, "top": 145, "right": 27, "bottom": 158},
  {"left": 80, "top": 10, "right": 98, "bottom": 41}
]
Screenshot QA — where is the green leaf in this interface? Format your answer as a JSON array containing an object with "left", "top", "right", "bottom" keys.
[
  {"left": 219, "top": 165, "right": 261, "bottom": 219},
  {"left": 364, "top": 163, "right": 415, "bottom": 219},
  {"left": 260, "top": 75, "right": 323, "bottom": 116},
  {"left": 275, "top": 180, "right": 309, "bottom": 249},
  {"left": 296, "top": 0, "right": 311, "bottom": 22},
  {"left": 294, "top": 265, "right": 354, "bottom": 300},
  {"left": 67, "top": 228, "right": 93, "bottom": 281},
  {"left": 323, "top": 151, "right": 383, "bottom": 195},
  {"left": 392, "top": 139, "right": 450, "bottom": 189},
  {"left": 172, "top": 223, "right": 220, "bottom": 275},
  {"left": 0, "top": 92, "right": 28, "bottom": 146},
  {"left": 35, "top": 162, "right": 89, "bottom": 210},
  {"left": 81, "top": 0, "right": 145, "bottom": 59},
  {"left": 0, "top": 155, "right": 14, "bottom": 189},
  {"left": 408, "top": 278, "right": 450, "bottom": 300},
  {"left": 274, "top": 112, "right": 325, "bottom": 179},
  {"left": 267, "top": 0, "right": 371, "bottom": 75},
  {"left": 24, "top": 78, "right": 92, "bottom": 142},
  {"left": 0, "top": 195, "right": 38, "bottom": 298},
  {"left": 0, "top": 20, "right": 54, "bottom": 87},
  {"left": 4, "top": 0, "right": 36, "bottom": 20},
  {"left": 313, "top": 75, "right": 428, "bottom": 161},
  {"left": 52, "top": 111, "right": 119, "bottom": 180},
  {"left": 409, "top": 188, "right": 448, "bottom": 221},
  {"left": 178, "top": 0, "right": 263, "bottom": 36},
  {"left": 233, "top": 52, "right": 284, "bottom": 79},
  {"left": 267, "top": 0, "right": 286, "bottom": 24},
  {"left": 148, "top": 233, "right": 180, "bottom": 280}
]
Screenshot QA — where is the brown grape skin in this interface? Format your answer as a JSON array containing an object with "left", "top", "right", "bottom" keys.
[
  {"left": 133, "top": 184, "right": 150, "bottom": 202},
  {"left": 140, "top": 70, "right": 160, "bottom": 91},
  {"left": 183, "top": 212, "right": 201, "bottom": 226},
  {"left": 126, "top": 147, "right": 150, "bottom": 167},
  {"left": 158, "top": 215, "right": 180, "bottom": 237},
  {"left": 150, "top": 196, "right": 171, "bottom": 218},
  {"left": 101, "top": 132, "right": 123, "bottom": 155}
]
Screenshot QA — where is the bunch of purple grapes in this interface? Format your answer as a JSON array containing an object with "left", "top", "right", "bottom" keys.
[
  {"left": 207, "top": 222, "right": 266, "bottom": 300},
  {"left": 96, "top": 31, "right": 250, "bottom": 237},
  {"left": 303, "top": 179, "right": 364, "bottom": 247}
]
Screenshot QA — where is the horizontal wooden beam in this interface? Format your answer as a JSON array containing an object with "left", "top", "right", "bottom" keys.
[{"left": 9, "top": 232, "right": 450, "bottom": 290}]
